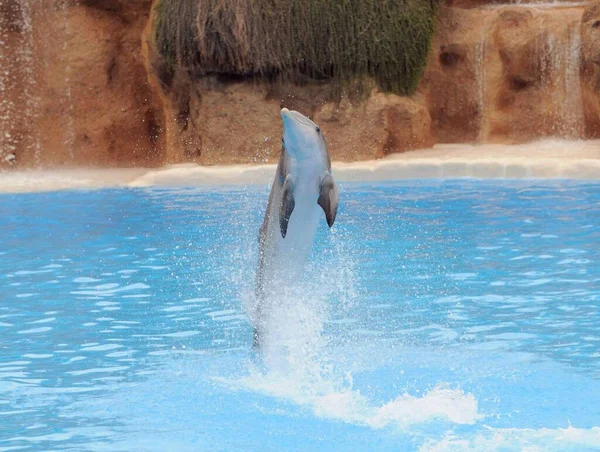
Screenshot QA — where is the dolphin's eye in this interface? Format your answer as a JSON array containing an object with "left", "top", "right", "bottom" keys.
[{"left": 316, "top": 127, "right": 320, "bottom": 133}]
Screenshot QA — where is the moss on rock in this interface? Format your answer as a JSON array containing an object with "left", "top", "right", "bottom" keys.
[{"left": 154, "top": 0, "right": 438, "bottom": 95}]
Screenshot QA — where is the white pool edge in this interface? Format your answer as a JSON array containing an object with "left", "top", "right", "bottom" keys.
[
  {"left": 1, "top": 158, "right": 599, "bottom": 193},
  {"left": 3, "top": 139, "right": 600, "bottom": 193}
]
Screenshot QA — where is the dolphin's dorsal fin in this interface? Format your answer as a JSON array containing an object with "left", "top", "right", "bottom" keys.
[
  {"left": 279, "top": 175, "right": 295, "bottom": 238},
  {"left": 318, "top": 171, "right": 338, "bottom": 228}
]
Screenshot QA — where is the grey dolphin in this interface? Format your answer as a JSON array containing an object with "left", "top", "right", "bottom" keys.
[{"left": 253, "top": 108, "right": 339, "bottom": 347}]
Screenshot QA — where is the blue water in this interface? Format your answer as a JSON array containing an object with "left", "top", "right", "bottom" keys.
[{"left": 1, "top": 181, "right": 600, "bottom": 451}]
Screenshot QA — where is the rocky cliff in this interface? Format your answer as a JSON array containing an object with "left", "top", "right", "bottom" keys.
[
  {"left": 0, "top": 0, "right": 165, "bottom": 167},
  {"left": 2, "top": 0, "right": 600, "bottom": 168}
]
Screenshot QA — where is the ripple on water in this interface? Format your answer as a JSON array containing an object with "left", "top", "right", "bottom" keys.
[
  {"left": 162, "top": 306, "right": 192, "bottom": 312},
  {"left": 71, "top": 282, "right": 150, "bottom": 297},
  {"left": 64, "top": 357, "right": 87, "bottom": 364},
  {"left": 81, "top": 344, "right": 123, "bottom": 352},
  {"left": 183, "top": 297, "right": 210, "bottom": 303},
  {"left": 27, "top": 317, "right": 56, "bottom": 324},
  {"left": 67, "top": 366, "right": 130, "bottom": 376},
  {"left": 14, "top": 269, "right": 55, "bottom": 276},
  {"left": 17, "top": 327, "right": 52, "bottom": 334},
  {"left": 162, "top": 331, "right": 201, "bottom": 338}
]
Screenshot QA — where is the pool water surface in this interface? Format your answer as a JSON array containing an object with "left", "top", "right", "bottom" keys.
[{"left": 1, "top": 180, "right": 600, "bottom": 451}]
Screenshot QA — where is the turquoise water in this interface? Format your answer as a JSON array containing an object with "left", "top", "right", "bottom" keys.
[{"left": 1, "top": 181, "right": 600, "bottom": 451}]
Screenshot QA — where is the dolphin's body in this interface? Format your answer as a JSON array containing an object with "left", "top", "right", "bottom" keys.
[{"left": 253, "top": 108, "right": 339, "bottom": 347}]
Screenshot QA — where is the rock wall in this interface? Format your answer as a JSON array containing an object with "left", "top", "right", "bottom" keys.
[
  {"left": 422, "top": 3, "right": 588, "bottom": 144},
  {"left": 145, "top": 0, "right": 600, "bottom": 165},
  {"left": 446, "top": 0, "right": 584, "bottom": 7},
  {"left": 0, "top": 0, "right": 165, "bottom": 168},
  {"left": 144, "top": 72, "right": 434, "bottom": 164},
  {"left": 581, "top": 3, "right": 600, "bottom": 138},
  {"left": 3, "top": 0, "right": 600, "bottom": 168}
]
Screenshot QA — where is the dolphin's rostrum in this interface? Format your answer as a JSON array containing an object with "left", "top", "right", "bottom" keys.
[{"left": 253, "top": 108, "right": 339, "bottom": 347}]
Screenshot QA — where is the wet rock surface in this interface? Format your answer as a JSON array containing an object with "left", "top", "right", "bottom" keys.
[
  {"left": 421, "top": 2, "right": 588, "bottom": 145},
  {"left": 2, "top": 0, "right": 600, "bottom": 167},
  {"left": 0, "top": 0, "right": 165, "bottom": 168},
  {"left": 581, "top": 1, "right": 600, "bottom": 138}
]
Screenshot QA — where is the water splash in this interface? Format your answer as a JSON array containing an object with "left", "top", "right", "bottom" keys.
[
  {"left": 228, "top": 270, "right": 479, "bottom": 429},
  {"left": 217, "top": 204, "right": 480, "bottom": 429}
]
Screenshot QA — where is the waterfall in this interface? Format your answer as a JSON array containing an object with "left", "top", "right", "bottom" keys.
[
  {"left": 560, "top": 22, "right": 584, "bottom": 138},
  {"left": 476, "top": 17, "right": 489, "bottom": 143},
  {"left": 0, "top": 1, "right": 19, "bottom": 165},
  {"left": 545, "top": 14, "right": 584, "bottom": 138},
  {"left": 18, "top": 0, "right": 41, "bottom": 164},
  {"left": 0, "top": 0, "right": 79, "bottom": 167},
  {"left": 0, "top": 0, "right": 41, "bottom": 166},
  {"left": 478, "top": 2, "right": 586, "bottom": 142},
  {"left": 60, "top": 0, "right": 75, "bottom": 161}
]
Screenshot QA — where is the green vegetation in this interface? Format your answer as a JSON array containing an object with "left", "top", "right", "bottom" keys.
[{"left": 154, "top": 0, "right": 438, "bottom": 95}]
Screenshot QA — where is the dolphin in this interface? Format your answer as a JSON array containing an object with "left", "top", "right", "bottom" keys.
[{"left": 253, "top": 108, "right": 339, "bottom": 347}]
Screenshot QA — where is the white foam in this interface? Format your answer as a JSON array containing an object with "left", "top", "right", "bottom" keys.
[
  {"left": 366, "top": 386, "right": 480, "bottom": 428},
  {"left": 420, "top": 425, "right": 600, "bottom": 452},
  {"left": 222, "top": 370, "right": 480, "bottom": 429}
]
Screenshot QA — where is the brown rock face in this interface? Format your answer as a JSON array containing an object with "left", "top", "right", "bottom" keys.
[
  {"left": 143, "top": 3, "right": 434, "bottom": 164},
  {"left": 0, "top": 0, "right": 34, "bottom": 165},
  {"left": 489, "top": 7, "right": 583, "bottom": 141},
  {"left": 421, "top": 7, "right": 487, "bottom": 143},
  {"left": 421, "top": 2, "right": 588, "bottom": 145},
  {"left": 188, "top": 81, "right": 281, "bottom": 165},
  {"left": 447, "top": 0, "right": 584, "bottom": 8},
  {"left": 315, "top": 93, "right": 433, "bottom": 160},
  {"left": 144, "top": 74, "right": 434, "bottom": 164},
  {"left": 0, "top": 0, "right": 164, "bottom": 168},
  {"left": 3, "top": 0, "right": 600, "bottom": 168},
  {"left": 581, "top": 1, "right": 600, "bottom": 138}
]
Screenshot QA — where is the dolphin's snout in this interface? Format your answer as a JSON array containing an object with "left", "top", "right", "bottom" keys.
[
  {"left": 281, "top": 108, "right": 305, "bottom": 129},
  {"left": 280, "top": 108, "right": 291, "bottom": 120},
  {"left": 280, "top": 108, "right": 297, "bottom": 132},
  {"left": 280, "top": 108, "right": 322, "bottom": 159}
]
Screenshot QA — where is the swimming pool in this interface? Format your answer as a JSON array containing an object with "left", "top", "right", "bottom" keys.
[{"left": 1, "top": 180, "right": 599, "bottom": 451}]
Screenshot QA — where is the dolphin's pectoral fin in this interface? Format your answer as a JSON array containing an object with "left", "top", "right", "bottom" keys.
[
  {"left": 279, "top": 175, "right": 295, "bottom": 238},
  {"left": 318, "top": 171, "right": 339, "bottom": 228}
]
